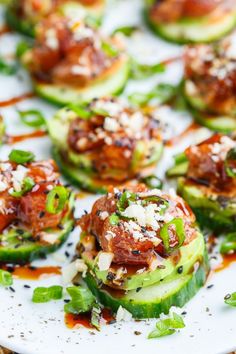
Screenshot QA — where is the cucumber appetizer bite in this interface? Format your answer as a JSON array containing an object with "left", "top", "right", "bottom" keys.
[
  {"left": 145, "top": 0, "right": 236, "bottom": 44},
  {"left": 0, "top": 150, "right": 75, "bottom": 263},
  {"left": 6, "top": 0, "right": 105, "bottom": 37},
  {"left": 76, "top": 184, "right": 209, "bottom": 318},
  {"left": 48, "top": 97, "right": 163, "bottom": 193},
  {"left": 167, "top": 134, "right": 236, "bottom": 233},
  {"left": 184, "top": 33, "right": 236, "bottom": 132},
  {"left": 22, "top": 14, "right": 129, "bottom": 105}
]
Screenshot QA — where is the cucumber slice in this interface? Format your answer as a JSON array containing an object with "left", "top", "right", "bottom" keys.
[
  {"left": 85, "top": 251, "right": 209, "bottom": 319},
  {"left": 145, "top": 8, "right": 236, "bottom": 44},
  {"left": 82, "top": 231, "right": 205, "bottom": 290},
  {"left": 178, "top": 178, "right": 236, "bottom": 233},
  {"left": 34, "top": 57, "right": 130, "bottom": 106},
  {"left": 166, "top": 161, "right": 189, "bottom": 178},
  {"left": 0, "top": 194, "right": 75, "bottom": 264},
  {"left": 184, "top": 82, "right": 236, "bottom": 133}
]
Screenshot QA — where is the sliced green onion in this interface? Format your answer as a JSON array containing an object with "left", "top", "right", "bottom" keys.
[
  {"left": 0, "top": 57, "right": 18, "bottom": 75},
  {"left": 16, "top": 41, "right": 31, "bottom": 58},
  {"left": 148, "top": 312, "right": 185, "bottom": 339},
  {"left": 91, "top": 304, "right": 101, "bottom": 330},
  {"left": 112, "top": 26, "right": 139, "bottom": 37},
  {"left": 8, "top": 149, "right": 35, "bottom": 164},
  {"left": 220, "top": 232, "right": 236, "bottom": 254},
  {"left": 174, "top": 152, "right": 188, "bottom": 165},
  {"left": 0, "top": 269, "right": 13, "bottom": 287},
  {"left": 101, "top": 41, "right": 119, "bottom": 57},
  {"left": 224, "top": 292, "right": 236, "bottom": 307},
  {"left": 160, "top": 217, "right": 185, "bottom": 253},
  {"left": 109, "top": 213, "right": 120, "bottom": 226},
  {"left": 130, "top": 59, "right": 165, "bottom": 80},
  {"left": 117, "top": 191, "right": 137, "bottom": 212},
  {"left": 225, "top": 147, "right": 236, "bottom": 178},
  {"left": 129, "top": 83, "right": 176, "bottom": 106},
  {"left": 32, "top": 285, "right": 63, "bottom": 303},
  {"left": 68, "top": 103, "right": 92, "bottom": 120},
  {"left": 141, "top": 175, "right": 163, "bottom": 189},
  {"left": 64, "top": 286, "right": 95, "bottom": 314},
  {"left": 18, "top": 109, "right": 46, "bottom": 128},
  {"left": 9, "top": 177, "right": 35, "bottom": 197},
  {"left": 85, "top": 15, "right": 101, "bottom": 28},
  {"left": 90, "top": 106, "right": 109, "bottom": 116},
  {"left": 46, "top": 186, "right": 68, "bottom": 214}
]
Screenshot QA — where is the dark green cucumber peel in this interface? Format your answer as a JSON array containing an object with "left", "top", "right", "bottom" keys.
[
  {"left": 84, "top": 251, "right": 209, "bottom": 319},
  {"left": 5, "top": 7, "right": 35, "bottom": 37},
  {"left": 0, "top": 194, "right": 75, "bottom": 264},
  {"left": 144, "top": 8, "right": 236, "bottom": 44},
  {"left": 178, "top": 179, "right": 236, "bottom": 233}
]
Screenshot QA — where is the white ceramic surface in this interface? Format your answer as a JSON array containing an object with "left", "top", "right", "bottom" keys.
[{"left": 0, "top": 1, "right": 235, "bottom": 354}]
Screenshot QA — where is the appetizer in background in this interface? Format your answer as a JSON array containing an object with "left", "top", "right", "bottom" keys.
[
  {"left": 184, "top": 32, "right": 236, "bottom": 132},
  {"left": 76, "top": 184, "right": 208, "bottom": 318},
  {"left": 167, "top": 134, "right": 236, "bottom": 233},
  {"left": 48, "top": 97, "right": 163, "bottom": 193},
  {"left": 145, "top": 0, "right": 236, "bottom": 43},
  {"left": 0, "top": 150, "right": 75, "bottom": 263},
  {"left": 6, "top": 0, "right": 105, "bottom": 36},
  {"left": 22, "top": 14, "right": 129, "bottom": 105}
]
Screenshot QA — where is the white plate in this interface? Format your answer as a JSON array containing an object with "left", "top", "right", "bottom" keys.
[{"left": 0, "top": 1, "right": 236, "bottom": 354}]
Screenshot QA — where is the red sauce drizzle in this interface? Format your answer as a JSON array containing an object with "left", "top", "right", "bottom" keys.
[
  {"left": 65, "top": 308, "right": 115, "bottom": 329},
  {"left": 0, "top": 25, "right": 11, "bottom": 36},
  {"left": 161, "top": 55, "right": 183, "bottom": 66},
  {"left": 9, "top": 265, "right": 61, "bottom": 280},
  {"left": 214, "top": 253, "right": 236, "bottom": 273},
  {"left": 165, "top": 122, "right": 200, "bottom": 146},
  {"left": 6, "top": 130, "right": 47, "bottom": 144},
  {"left": 0, "top": 93, "right": 35, "bottom": 108}
]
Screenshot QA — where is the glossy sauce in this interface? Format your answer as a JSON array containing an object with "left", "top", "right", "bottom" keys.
[
  {"left": 6, "top": 130, "right": 47, "bottom": 144},
  {"left": 65, "top": 308, "right": 115, "bottom": 329},
  {"left": 9, "top": 265, "right": 61, "bottom": 280},
  {"left": 0, "top": 93, "right": 35, "bottom": 108},
  {"left": 165, "top": 122, "right": 200, "bottom": 146},
  {"left": 0, "top": 25, "right": 11, "bottom": 36},
  {"left": 214, "top": 253, "right": 236, "bottom": 273}
]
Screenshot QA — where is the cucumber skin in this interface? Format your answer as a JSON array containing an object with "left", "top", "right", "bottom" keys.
[
  {"left": 84, "top": 251, "right": 209, "bottom": 319},
  {"left": 144, "top": 9, "right": 236, "bottom": 44},
  {"left": 0, "top": 195, "right": 75, "bottom": 264},
  {"left": 5, "top": 7, "right": 35, "bottom": 37}
]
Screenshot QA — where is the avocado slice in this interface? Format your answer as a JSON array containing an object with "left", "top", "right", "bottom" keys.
[
  {"left": 144, "top": 5, "right": 236, "bottom": 44},
  {"left": 82, "top": 231, "right": 205, "bottom": 290},
  {"left": 84, "top": 248, "right": 209, "bottom": 319},
  {"left": 0, "top": 193, "right": 75, "bottom": 264}
]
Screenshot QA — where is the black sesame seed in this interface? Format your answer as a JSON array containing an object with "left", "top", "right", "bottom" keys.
[
  {"left": 64, "top": 299, "right": 70, "bottom": 303},
  {"left": 224, "top": 294, "right": 231, "bottom": 300},
  {"left": 9, "top": 287, "right": 15, "bottom": 292},
  {"left": 177, "top": 266, "right": 183, "bottom": 274},
  {"left": 65, "top": 251, "right": 70, "bottom": 258},
  {"left": 39, "top": 211, "right": 45, "bottom": 218},
  {"left": 57, "top": 224, "right": 64, "bottom": 230},
  {"left": 132, "top": 250, "right": 140, "bottom": 255},
  {"left": 16, "top": 229, "right": 24, "bottom": 235},
  {"left": 67, "top": 242, "right": 73, "bottom": 247},
  {"left": 207, "top": 284, "right": 214, "bottom": 289},
  {"left": 136, "top": 287, "right": 142, "bottom": 292},
  {"left": 108, "top": 320, "right": 116, "bottom": 325},
  {"left": 24, "top": 285, "right": 31, "bottom": 289}
]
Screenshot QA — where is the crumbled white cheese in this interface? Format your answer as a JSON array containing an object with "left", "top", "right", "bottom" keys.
[
  {"left": 45, "top": 29, "right": 59, "bottom": 50},
  {"left": 0, "top": 177, "right": 8, "bottom": 192},
  {"left": 11, "top": 165, "right": 28, "bottom": 192},
  {"left": 97, "top": 252, "right": 114, "bottom": 271},
  {"left": 71, "top": 65, "right": 90, "bottom": 76},
  {"left": 104, "top": 117, "right": 120, "bottom": 132},
  {"left": 99, "top": 211, "right": 109, "bottom": 220},
  {"left": 40, "top": 232, "right": 59, "bottom": 245},
  {"left": 116, "top": 306, "right": 133, "bottom": 322},
  {"left": 62, "top": 259, "right": 88, "bottom": 284}
]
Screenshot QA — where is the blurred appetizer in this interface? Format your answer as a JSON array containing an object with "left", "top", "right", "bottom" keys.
[
  {"left": 184, "top": 32, "right": 236, "bottom": 132},
  {"left": 6, "top": 0, "right": 105, "bottom": 36},
  {"left": 145, "top": 0, "right": 236, "bottom": 43},
  {"left": 47, "top": 97, "right": 163, "bottom": 193},
  {"left": 76, "top": 184, "right": 208, "bottom": 318},
  {"left": 22, "top": 14, "right": 129, "bottom": 105},
  {"left": 0, "top": 149, "right": 75, "bottom": 263},
  {"left": 167, "top": 134, "right": 236, "bottom": 233}
]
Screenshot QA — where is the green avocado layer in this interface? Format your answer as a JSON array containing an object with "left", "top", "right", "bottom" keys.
[{"left": 0, "top": 193, "right": 75, "bottom": 264}]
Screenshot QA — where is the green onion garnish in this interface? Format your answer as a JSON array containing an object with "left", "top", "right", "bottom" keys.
[
  {"left": 109, "top": 213, "right": 120, "bottom": 226},
  {"left": 117, "top": 191, "right": 137, "bottom": 212},
  {"left": 141, "top": 175, "right": 163, "bottom": 189},
  {"left": 0, "top": 269, "right": 13, "bottom": 287},
  {"left": 18, "top": 109, "right": 46, "bottom": 128},
  {"left": 101, "top": 41, "right": 119, "bottom": 57},
  {"left": 46, "top": 186, "right": 68, "bottom": 214},
  {"left": 225, "top": 147, "right": 236, "bottom": 178},
  {"left": 9, "top": 176, "right": 35, "bottom": 197},
  {"left": 112, "top": 26, "right": 138, "bottom": 37},
  {"left": 130, "top": 59, "right": 165, "bottom": 80},
  {"left": 0, "top": 57, "right": 18, "bottom": 75},
  {"left": 224, "top": 292, "right": 236, "bottom": 307},
  {"left": 160, "top": 217, "right": 185, "bottom": 253},
  {"left": 129, "top": 83, "right": 177, "bottom": 106},
  {"left": 148, "top": 312, "right": 185, "bottom": 339},
  {"left": 91, "top": 304, "right": 101, "bottom": 330},
  {"left": 68, "top": 103, "right": 92, "bottom": 120},
  {"left": 8, "top": 149, "right": 35, "bottom": 164},
  {"left": 64, "top": 286, "right": 95, "bottom": 314},
  {"left": 220, "top": 232, "right": 236, "bottom": 254},
  {"left": 32, "top": 285, "right": 63, "bottom": 303}
]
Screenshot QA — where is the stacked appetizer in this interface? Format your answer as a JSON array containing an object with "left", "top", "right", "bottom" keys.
[
  {"left": 184, "top": 32, "right": 236, "bottom": 132},
  {"left": 48, "top": 97, "right": 163, "bottom": 193},
  {"left": 0, "top": 150, "right": 75, "bottom": 263},
  {"left": 21, "top": 14, "right": 129, "bottom": 105},
  {"left": 76, "top": 184, "right": 209, "bottom": 318},
  {"left": 6, "top": 0, "right": 105, "bottom": 36},
  {"left": 167, "top": 134, "right": 236, "bottom": 233},
  {"left": 144, "top": 0, "right": 236, "bottom": 43}
]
